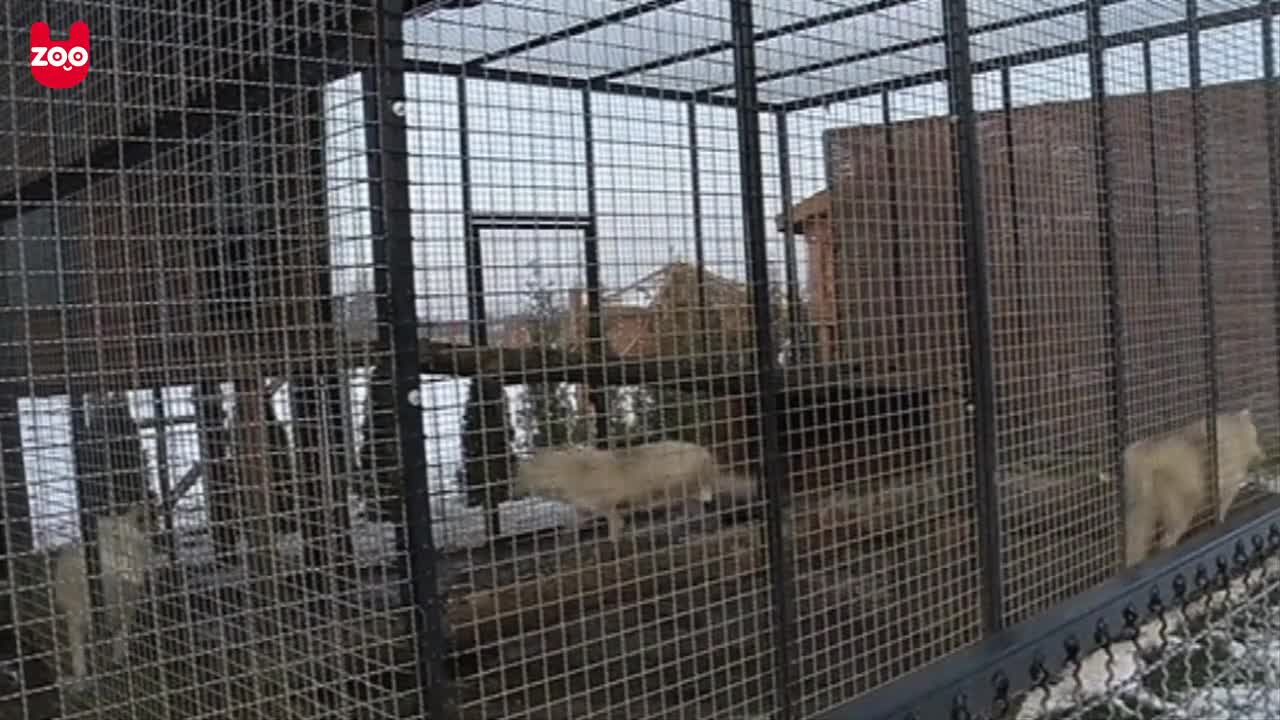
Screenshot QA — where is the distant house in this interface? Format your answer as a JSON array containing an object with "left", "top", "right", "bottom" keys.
[{"left": 563, "top": 260, "right": 755, "bottom": 360}]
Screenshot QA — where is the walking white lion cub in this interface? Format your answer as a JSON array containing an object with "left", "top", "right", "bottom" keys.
[
  {"left": 1121, "top": 408, "right": 1264, "bottom": 567},
  {"left": 515, "top": 439, "right": 757, "bottom": 543}
]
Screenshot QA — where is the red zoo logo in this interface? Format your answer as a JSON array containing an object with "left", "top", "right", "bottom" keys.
[{"left": 29, "top": 21, "right": 91, "bottom": 90}]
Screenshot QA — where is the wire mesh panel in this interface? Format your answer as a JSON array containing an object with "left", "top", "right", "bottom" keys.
[
  {"left": 969, "top": 4, "right": 1122, "bottom": 627},
  {"left": 1115, "top": 17, "right": 1222, "bottom": 572},
  {"left": 1201, "top": 12, "right": 1280, "bottom": 515},
  {"left": 6, "top": 1, "right": 1280, "bottom": 720},
  {"left": 403, "top": 5, "right": 786, "bottom": 718},
  {"left": 764, "top": 5, "right": 989, "bottom": 713},
  {"left": 0, "top": 2, "right": 422, "bottom": 719}
]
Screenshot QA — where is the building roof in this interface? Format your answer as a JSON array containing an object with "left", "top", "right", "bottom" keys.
[{"left": 775, "top": 189, "right": 831, "bottom": 235}]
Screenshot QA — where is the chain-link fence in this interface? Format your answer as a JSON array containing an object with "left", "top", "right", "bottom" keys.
[{"left": 2, "top": 1, "right": 1280, "bottom": 719}]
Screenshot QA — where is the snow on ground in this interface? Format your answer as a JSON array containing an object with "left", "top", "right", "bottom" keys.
[{"left": 1015, "top": 468, "right": 1280, "bottom": 720}]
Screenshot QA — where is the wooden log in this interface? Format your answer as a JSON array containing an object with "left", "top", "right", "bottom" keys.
[
  {"left": 416, "top": 339, "right": 754, "bottom": 395},
  {"left": 445, "top": 523, "right": 768, "bottom": 655},
  {"left": 443, "top": 490, "right": 981, "bottom": 717},
  {"left": 444, "top": 488, "right": 953, "bottom": 658},
  {"left": 414, "top": 340, "right": 968, "bottom": 406}
]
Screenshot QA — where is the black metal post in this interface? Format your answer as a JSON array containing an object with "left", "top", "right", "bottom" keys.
[
  {"left": 581, "top": 89, "right": 610, "bottom": 446},
  {"left": 1087, "top": 0, "right": 1131, "bottom": 567},
  {"left": 774, "top": 112, "right": 805, "bottom": 359},
  {"left": 688, "top": 102, "right": 711, "bottom": 356},
  {"left": 1187, "top": 0, "right": 1221, "bottom": 486},
  {"left": 1142, "top": 41, "right": 1165, "bottom": 283},
  {"left": 457, "top": 76, "right": 489, "bottom": 349},
  {"left": 0, "top": 391, "right": 30, "bottom": 558},
  {"left": 728, "top": 2, "right": 795, "bottom": 717},
  {"left": 1264, "top": 0, "right": 1280, "bottom": 452},
  {"left": 0, "top": 389, "right": 29, "bottom": 659},
  {"left": 998, "top": 69, "right": 1026, "bottom": 335},
  {"left": 453, "top": 75, "right": 503, "bottom": 539},
  {"left": 370, "top": 1, "right": 451, "bottom": 715},
  {"left": 880, "top": 91, "right": 909, "bottom": 369},
  {"left": 997, "top": 68, "right": 1034, "bottom": 457},
  {"left": 943, "top": 0, "right": 1003, "bottom": 633},
  {"left": 69, "top": 395, "right": 106, "bottom": 618},
  {"left": 151, "top": 387, "right": 177, "bottom": 562}
]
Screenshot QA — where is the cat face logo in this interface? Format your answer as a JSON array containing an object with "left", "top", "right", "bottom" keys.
[{"left": 29, "top": 21, "right": 91, "bottom": 90}]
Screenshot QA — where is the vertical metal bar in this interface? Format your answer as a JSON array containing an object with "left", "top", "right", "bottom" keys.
[
  {"left": 455, "top": 75, "right": 501, "bottom": 540},
  {"left": 371, "top": 1, "right": 451, "bottom": 715},
  {"left": 151, "top": 387, "right": 177, "bottom": 562},
  {"left": 1087, "top": 0, "right": 1131, "bottom": 567},
  {"left": 943, "top": 0, "right": 1003, "bottom": 633},
  {"left": 1142, "top": 41, "right": 1164, "bottom": 282},
  {"left": 881, "top": 91, "right": 909, "bottom": 367},
  {"left": 581, "top": 89, "right": 609, "bottom": 446},
  {"left": 364, "top": 68, "right": 389, "bottom": 314},
  {"left": 1264, "top": 0, "right": 1280, "bottom": 454},
  {"left": 688, "top": 102, "right": 711, "bottom": 356},
  {"left": 686, "top": 101, "right": 716, "bottom": 356},
  {"left": 457, "top": 77, "right": 489, "bottom": 349},
  {"left": 998, "top": 69, "right": 1026, "bottom": 340},
  {"left": 998, "top": 67, "right": 1030, "bottom": 457},
  {"left": 0, "top": 391, "right": 30, "bottom": 558},
  {"left": 774, "top": 112, "right": 804, "bottom": 358},
  {"left": 728, "top": 1, "right": 795, "bottom": 716},
  {"left": 69, "top": 395, "right": 105, "bottom": 617},
  {"left": 0, "top": 390, "right": 29, "bottom": 661},
  {"left": 1186, "top": 0, "right": 1221, "bottom": 488}
]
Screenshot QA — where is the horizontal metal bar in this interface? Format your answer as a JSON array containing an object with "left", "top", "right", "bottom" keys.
[
  {"left": 471, "top": 213, "right": 594, "bottom": 230},
  {"left": 402, "top": 58, "right": 753, "bottom": 110},
  {"left": 136, "top": 414, "right": 200, "bottom": 429},
  {"left": 696, "top": 1, "right": 1102, "bottom": 97},
  {"left": 779, "top": 2, "right": 1267, "bottom": 112},
  {"left": 595, "top": 0, "right": 921, "bottom": 82},
  {"left": 466, "top": 0, "right": 685, "bottom": 67},
  {"left": 814, "top": 494, "right": 1280, "bottom": 720}
]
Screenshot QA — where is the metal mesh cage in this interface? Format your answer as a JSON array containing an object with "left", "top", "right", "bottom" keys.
[{"left": 3, "top": 2, "right": 1280, "bottom": 720}]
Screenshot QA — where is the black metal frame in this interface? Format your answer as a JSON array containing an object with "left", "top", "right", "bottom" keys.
[
  {"left": 5, "top": 0, "right": 1269, "bottom": 229},
  {"left": 774, "top": 112, "right": 805, "bottom": 357},
  {"left": 687, "top": 102, "right": 711, "bottom": 356},
  {"left": 997, "top": 66, "right": 1028, "bottom": 399},
  {"left": 1267, "top": 2, "right": 1280, "bottom": 417},
  {"left": 1087, "top": 0, "right": 1130, "bottom": 568},
  {"left": 729, "top": 2, "right": 796, "bottom": 717},
  {"left": 455, "top": 209, "right": 603, "bottom": 535},
  {"left": 880, "top": 90, "right": 910, "bottom": 378},
  {"left": 3, "top": 1, "right": 1279, "bottom": 719},
  {"left": 150, "top": 387, "right": 177, "bottom": 563},
  {"left": 1187, "top": 0, "right": 1223, "bottom": 498},
  {"left": 1143, "top": 40, "right": 1166, "bottom": 282},
  {"left": 579, "top": 89, "right": 610, "bottom": 448},
  {"left": 943, "top": 0, "right": 1003, "bottom": 634},
  {"left": 368, "top": 0, "right": 451, "bottom": 715}
]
